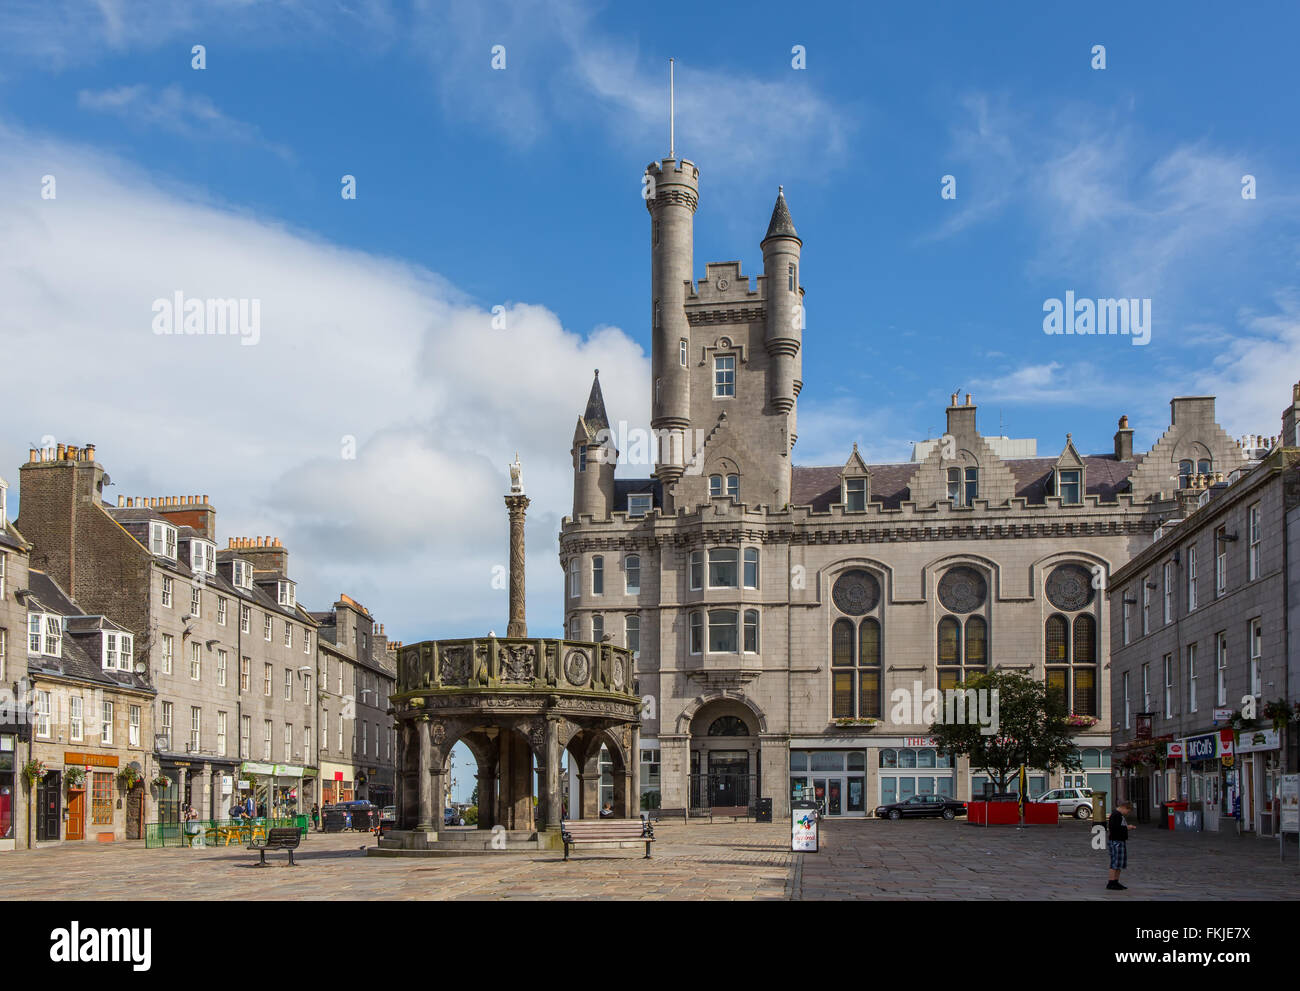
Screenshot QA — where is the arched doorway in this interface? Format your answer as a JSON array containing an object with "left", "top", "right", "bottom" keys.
[{"left": 689, "top": 701, "right": 760, "bottom": 811}]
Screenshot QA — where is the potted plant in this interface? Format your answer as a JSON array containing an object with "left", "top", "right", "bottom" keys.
[
  {"left": 21, "top": 759, "right": 46, "bottom": 788},
  {"left": 152, "top": 773, "right": 172, "bottom": 790},
  {"left": 63, "top": 767, "right": 86, "bottom": 790},
  {"left": 117, "top": 766, "right": 142, "bottom": 789}
]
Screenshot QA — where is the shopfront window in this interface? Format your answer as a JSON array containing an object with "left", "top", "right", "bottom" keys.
[
  {"left": 0, "top": 735, "right": 14, "bottom": 839},
  {"left": 640, "top": 748, "right": 661, "bottom": 810}
]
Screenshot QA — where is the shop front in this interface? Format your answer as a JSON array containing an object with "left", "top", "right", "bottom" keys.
[
  {"left": 319, "top": 762, "right": 354, "bottom": 806},
  {"left": 1236, "top": 727, "right": 1282, "bottom": 836},
  {"left": 239, "top": 761, "right": 305, "bottom": 817},
  {"left": 1180, "top": 730, "right": 1235, "bottom": 832},
  {"left": 0, "top": 731, "right": 18, "bottom": 850},
  {"left": 789, "top": 749, "right": 867, "bottom": 816}
]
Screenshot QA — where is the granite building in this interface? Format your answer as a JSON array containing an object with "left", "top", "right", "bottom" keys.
[
  {"left": 1108, "top": 383, "right": 1300, "bottom": 833},
  {"left": 558, "top": 151, "right": 1271, "bottom": 821}
]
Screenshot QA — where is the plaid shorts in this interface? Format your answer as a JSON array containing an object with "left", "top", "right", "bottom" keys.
[{"left": 1108, "top": 840, "right": 1128, "bottom": 870}]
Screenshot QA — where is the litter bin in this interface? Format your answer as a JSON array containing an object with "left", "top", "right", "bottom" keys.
[
  {"left": 322, "top": 808, "right": 347, "bottom": 833},
  {"left": 1091, "top": 792, "right": 1107, "bottom": 823},
  {"left": 756, "top": 798, "right": 773, "bottom": 823},
  {"left": 1167, "top": 801, "right": 1189, "bottom": 830}
]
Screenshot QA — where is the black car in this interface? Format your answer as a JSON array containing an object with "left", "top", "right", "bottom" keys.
[{"left": 874, "top": 794, "right": 967, "bottom": 820}]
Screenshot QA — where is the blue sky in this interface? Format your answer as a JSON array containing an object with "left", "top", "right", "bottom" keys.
[{"left": 3, "top": 0, "right": 1300, "bottom": 688}]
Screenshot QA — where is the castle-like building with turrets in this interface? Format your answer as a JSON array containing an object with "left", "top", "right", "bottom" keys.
[{"left": 558, "top": 150, "right": 1292, "bottom": 822}]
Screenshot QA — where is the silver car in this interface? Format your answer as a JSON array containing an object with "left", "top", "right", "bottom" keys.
[{"left": 1035, "top": 787, "right": 1095, "bottom": 819}]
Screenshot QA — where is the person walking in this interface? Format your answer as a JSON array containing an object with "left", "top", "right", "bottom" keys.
[
  {"left": 311, "top": 803, "right": 320, "bottom": 832},
  {"left": 1106, "top": 800, "right": 1136, "bottom": 890}
]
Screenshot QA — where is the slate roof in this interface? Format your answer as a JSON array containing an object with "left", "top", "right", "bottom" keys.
[
  {"left": 25, "top": 570, "right": 153, "bottom": 694},
  {"left": 791, "top": 455, "right": 1139, "bottom": 512},
  {"left": 763, "top": 189, "right": 799, "bottom": 242},
  {"left": 583, "top": 371, "right": 611, "bottom": 432}
]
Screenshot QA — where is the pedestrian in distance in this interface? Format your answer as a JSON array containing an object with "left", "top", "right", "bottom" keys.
[
  {"left": 311, "top": 803, "right": 320, "bottom": 832},
  {"left": 1107, "top": 800, "right": 1136, "bottom": 890}
]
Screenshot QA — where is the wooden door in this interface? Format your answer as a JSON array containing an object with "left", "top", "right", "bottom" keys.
[
  {"left": 66, "top": 790, "right": 85, "bottom": 840},
  {"left": 36, "top": 773, "right": 61, "bottom": 841}
]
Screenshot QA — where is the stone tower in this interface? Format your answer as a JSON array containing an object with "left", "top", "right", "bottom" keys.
[
  {"left": 570, "top": 369, "right": 617, "bottom": 521},
  {"left": 646, "top": 156, "right": 699, "bottom": 493},
  {"left": 762, "top": 187, "right": 803, "bottom": 442}
]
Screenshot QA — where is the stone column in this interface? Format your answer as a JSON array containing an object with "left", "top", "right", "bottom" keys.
[
  {"left": 658, "top": 734, "right": 689, "bottom": 811},
  {"left": 476, "top": 766, "right": 496, "bottom": 830},
  {"left": 580, "top": 763, "right": 601, "bottom": 819},
  {"left": 759, "top": 734, "right": 791, "bottom": 819},
  {"left": 416, "top": 719, "right": 433, "bottom": 831},
  {"left": 504, "top": 494, "right": 531, "bottom": 639}
]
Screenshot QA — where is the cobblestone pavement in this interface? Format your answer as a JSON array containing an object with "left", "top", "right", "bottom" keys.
[{"left": 3, "top": 818, "right": 1296, "bottom": 900}]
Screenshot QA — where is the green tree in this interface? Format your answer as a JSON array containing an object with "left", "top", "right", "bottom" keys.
[
  {"left": 470, "top": 783, "right": 479, "bottom": 806},
  {"left": 927, "top": 671, "right": 1081, "bottom": 794}
]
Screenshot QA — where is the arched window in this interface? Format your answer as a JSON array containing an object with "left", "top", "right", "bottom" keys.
[
  {"left": 625, "top": 554, "right": 641, "bottom": 594},
  {"left": 1179, "top": 460, "right": 1193, "bottom": 488},
  {"left": 708, "top": 548, "right": 738, "bottom": 588},
  {"left": 689, "top": 612, "right": 704, "bottom": 654},
  {"left": 964, "top": 616, "right": 987, "bottom": 670},
  {"left": 708, "top": 716, "right": 749, "bottom": 736},
  {"left": 726, "top": 474, "right": 740, "bottom": 499},
  {"left": 743, "top": 609, "right": 760, "bottom": 653},
  {"left": 937, "top": 616, "right": 961, "bottom": 690},
  {"left": 832, "top": 620, "right": 853, "bottom": 666},
  {"left": 1072, "top": 615, "right": 1097, "bottom": 716},
  {"left": 743, "top": 548, "right": 759, "bottom": 589},
  {"left": 625, "top": 614, "right": 640, "bottom": 654},
  {"left": 591, "top": 614, "right": 604, "bottom": 641},
  {"left": 1045, "top": 614, "right": 1069, "bottom": 709},
  {"left": 1197, "top": 458, "right": 1211, "bottom": 476},
  {"left": 709, "top": 474, "right": 723, "bottom": 498},
  {"left": 858, "top": 618, "right": 882, "bottom": 719},
  {"left": 708, "top": 609, "right": 738, "bottom": 653}
]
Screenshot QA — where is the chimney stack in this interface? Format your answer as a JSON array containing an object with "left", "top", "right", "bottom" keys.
[{"left": 1114, "top": 414, "right": 1134, "bottom": 462}]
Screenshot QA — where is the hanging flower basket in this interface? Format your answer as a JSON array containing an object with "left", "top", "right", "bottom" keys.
[
  {"left": 63, "top": 767, "right": 86, "bottom": 789},
  {"left": 21, "top": 759, "right": 47, "bottom": 788},
  {"left": 117, "top": 766, "right": 142, "bottom": 789},
  {"left": 1263, "top": 699, "right": 1293, "bottom": 731},
  {"left": 152, "top": 774, "right": 173, "bottom": 790}
]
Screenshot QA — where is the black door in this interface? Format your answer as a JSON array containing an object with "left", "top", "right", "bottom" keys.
[{"left": 36, "top": 772, "right": 61, "bottom": 841}]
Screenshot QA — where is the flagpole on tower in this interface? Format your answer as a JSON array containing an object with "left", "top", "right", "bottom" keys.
[{"left": 669, "top": 57, "right": 675, "bottom": 159}]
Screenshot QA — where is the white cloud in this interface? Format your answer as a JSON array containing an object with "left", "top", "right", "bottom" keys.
[
  {"left": 77, "top": 84, "right": 293, "bottom": 159},
  {"left": 0, "top": 119, "right": 649, "bottom": 640}
]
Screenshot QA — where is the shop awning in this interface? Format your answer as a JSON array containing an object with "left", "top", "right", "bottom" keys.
[{"left": 239, "top": 762, "right": 305, "bottom": 777}]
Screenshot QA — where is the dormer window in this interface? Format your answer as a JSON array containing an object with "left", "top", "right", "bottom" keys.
[
  {"left": 103, "top": 631, "right": 135, "bottom": 672},
  {"left": 277, "top": 581, "right": 296, "bottom": 607},
  {"left": 28, "top": 613, "right": 62, "bottom": 657},
  {"left": 844, "top": 477, "right": 867, "bottom": 512},
  {"left": 1057, "top": 469, "right": 1082, "bottom": 505},
  {"left": 232, "top": 559, "right": 255, "bottom": 590},
  {"left": 150, "top": 522, "right": 178, "bottom": 559},
  {"left": 947, "top": 467, "right": 979, "bottom": 506},
  {"left": 627, "top": 494, "right": 652, "bottom": 518},
  {"left": 190, "top": 539, "right": 217, "bottom": 575},
  {"left": 709, "top": 474, "right": 739, "bottom": 500}
]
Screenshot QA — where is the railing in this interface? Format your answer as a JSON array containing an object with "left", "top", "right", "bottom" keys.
[
  {"left": 144, "top": 816, "right": 308, "bottom": 849},
  {"left": 688, "top": 773, "right": 760, "bottom": 812}
]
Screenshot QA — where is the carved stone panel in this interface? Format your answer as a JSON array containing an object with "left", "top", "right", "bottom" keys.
[
  {"left": 564, "top": 649, "right": 590, "bottom": 687},
  {"left": 440, "top": 646, "right": 470, "bottom": 686},
  {"left": 500, "top": 644, "right": 537, "bottom": 683}
]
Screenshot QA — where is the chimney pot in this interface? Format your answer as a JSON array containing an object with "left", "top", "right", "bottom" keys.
[
  {"left": 117, "top": 495, "right": 124, "bottom": 507},
  {"left": 85, "top": 444, "right": 95, "bottom": 460},
  {"left": 965, "top": 393, "right": 972, "bottom": 406},
  {"left": 202, "top": 495, "right": 208, "bottom": 504},
  {"left": 57, "top": 444, "right": 66, "bottom": 460},
  {"left": 1119, "top": 415, "right": 1129, "bottom": 429},
  {"left": 950, "top": 392, "right": 958, "bottom": 406}
]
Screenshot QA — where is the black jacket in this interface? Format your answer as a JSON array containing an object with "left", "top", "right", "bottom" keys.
[{"left": 1108, "top": 809, "right": 1128, "bottom": 842}]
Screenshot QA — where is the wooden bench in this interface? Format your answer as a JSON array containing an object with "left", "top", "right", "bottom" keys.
[
  {"left": 249, "top": 826, "right": 301, "bottom": 867},
  {"left": 709, "top": 805, "right": 751, "bottom": 823},
  {"left": 560, "top": 819, "right": 655, "bottom": 861},
  {"left": 645, "top": 807, "right": 687, "bottom": 824}
]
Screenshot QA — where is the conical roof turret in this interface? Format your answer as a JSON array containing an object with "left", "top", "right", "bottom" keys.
[
  {"left": 583, "top": 369, "right": 610, "bottom": 431},
  {"left": 762, "top": 186, "right": 800, "bottom": 243}
]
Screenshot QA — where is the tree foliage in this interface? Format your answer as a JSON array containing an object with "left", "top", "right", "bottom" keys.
[{"left": 927, "top": 671, "right": 1082, "bottom": 793}]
